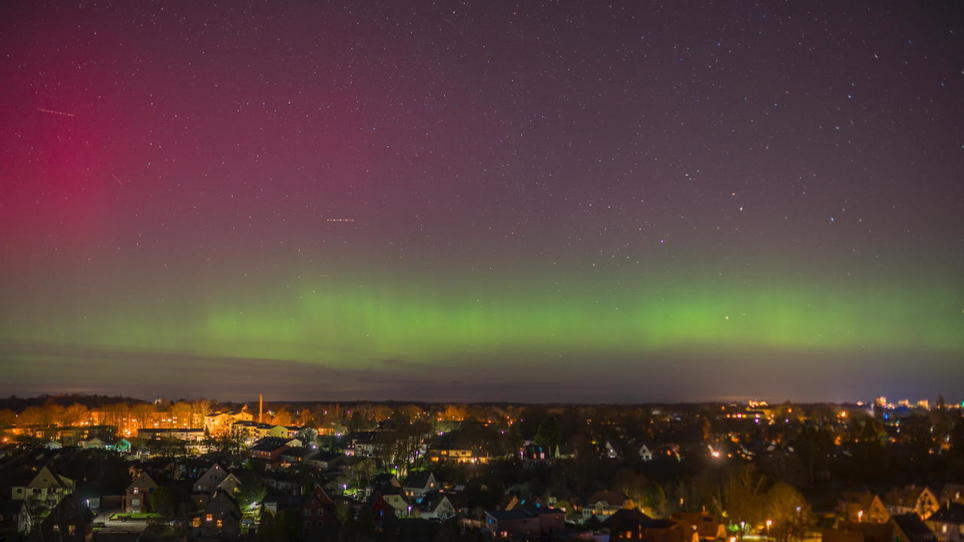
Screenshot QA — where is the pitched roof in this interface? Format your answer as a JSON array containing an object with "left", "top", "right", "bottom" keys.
[
  {"left": 28, "top": 466, "right": 73, "bottom": 490},
  {"left": 891, "top": 513, "right": 935, "bottom": 540},
  {"left": 250, "top": 437, "right": 289, "bottom": 452},
  {"left": 487, "top": 505, "right": 563, "bottom": 521},
  {"left": 127, "top": 471, "right": 158, "bottom": 492},
  {"left": 403, "top": 471, "right": 435, "bottom": 489},
  {"left": 886, "top": 486, "right": 933, "bottom": 508},
  {"left": 420, "top": 493, "right": 451, "bottom": 511},
  {"left": 930, "top": 503, "right": 964, "bottom": 524}
]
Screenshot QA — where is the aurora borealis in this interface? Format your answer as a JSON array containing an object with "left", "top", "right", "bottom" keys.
[{"left": 1, "top": 2, "right": 962, "bottom": 402}]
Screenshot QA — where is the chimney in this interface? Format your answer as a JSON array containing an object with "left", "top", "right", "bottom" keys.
[{"left": 258, "top": 393, "right": 263, "bottom": 424}]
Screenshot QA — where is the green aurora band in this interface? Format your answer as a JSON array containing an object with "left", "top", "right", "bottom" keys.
[{"left": 4, "top": 265, "right": 961, "bottom": 370}]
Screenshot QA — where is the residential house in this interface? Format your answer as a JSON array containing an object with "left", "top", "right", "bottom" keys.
[
  {"left": 123, "top": 471, "right": 158, "bottom": 514},
  {"left": 262, "top": 486, "right": 338, "bottom": 536},
  {"left": 886, "top": 486, "right": 941, "bottom": 519},
  {"left": 345, "top": 432, "right": 380, "bottom": 458},
  {"left": 402, "top": 472, "right": 438, "bottom": 499},
  {"left": 279, "top": 446, "right": 319, "bottom": 467},
  {"left": 377, "top": 490, "right": 411, "bottom": 518},
  {"left": 926, "top": 504, "right": 964, "bottom": 542},
  {"left": 302, "top": 485, "right": 338, "bottom": 535},
  {"left": 426, "top": 431, "right": 489, "bottom": 464},
  {"left": 583, "top": 490, "right": 631, "bottom": 522},
  {"left": 34, "top": 496, "right": 93, "bottom": 542},
  {"left": 838, "top": 491, "right": 891, "bottom": 524},
  {"left": 249, "top": 437, "right": 291, "bottom": 461},
  {"left": 231, "top": 421, "right": 291, "bottom": 444},
  {"left": 416, "top": 494, "right": 455, "bottom": 520},
  {"left": 10, "top": 466, "right": 75, "bottom": 514},
  {"left": 891, "top": 513, "right": 937, "bottom": 542},
  {"left": 484, "top": 505, "right": 565, "bottom": 538},
  {"left": 191, "top": 490, "right": 241, "bottom": 540},
  {"left": 639, "top": 443, "right": 654, "bottom": 462},
  {"left": 372, "top": 494, "right": 404, "bottom": 523},
  {"left": 427, "top": 446, "right": 485, "bottom": 464},
  {"left": 193, "top": 464, "right": 241, "bottom": 496}
]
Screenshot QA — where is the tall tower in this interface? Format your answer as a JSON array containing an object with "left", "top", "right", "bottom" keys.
[{"left": 258, "top": 393, "right": 263, "bottom": 424}]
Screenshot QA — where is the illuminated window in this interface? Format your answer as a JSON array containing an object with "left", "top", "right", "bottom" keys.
[
  {"left": 217, "top": 519, "right": 223, "bottom": 528},
  {"left": 192, "top": 517, "right": 201, "bottom": 528},
  {"left": 206, "top": 514, "right": 213, "bottom": 522},
  {"left": 68, "top": 525, "right": 76, "bottom": 535}
]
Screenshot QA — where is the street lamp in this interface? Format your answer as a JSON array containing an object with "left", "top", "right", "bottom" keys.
[{"left": 766, "top": 519, "right": 773, "bottom": 540}]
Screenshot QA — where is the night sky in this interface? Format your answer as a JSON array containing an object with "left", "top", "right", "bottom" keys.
[{"left": 1, "top": 1, "right": 962, "bottom": 403}]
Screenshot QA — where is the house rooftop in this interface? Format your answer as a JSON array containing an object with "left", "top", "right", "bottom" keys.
[
  {"left": 930, "top": 503, "right": 964, "bottom": 524},
  {"left": 403, "top": 471, "right": 435, "bottom": 489},
  {"left": 487, "top": 505, "right": 563, "bottom": 521},
  {"left": 891, "top": 513, "right": 935, "bottom": 539}
]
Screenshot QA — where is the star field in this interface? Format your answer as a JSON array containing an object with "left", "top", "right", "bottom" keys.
[{"left": 0, "top": 1, "right": 962, "bottom": 402}]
